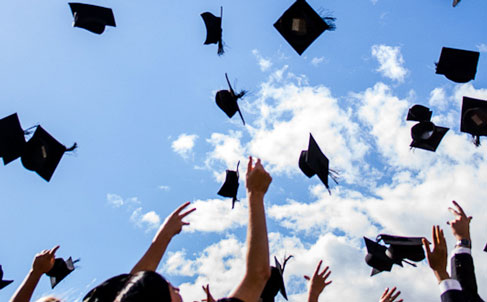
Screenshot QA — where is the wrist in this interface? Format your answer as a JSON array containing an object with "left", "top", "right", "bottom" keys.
[
  {"left": 455, "top": 238, "right": 471, "bottom": 249},
  {"left": 247, "top": 191, "right": 266, "bottom": 199},
  {"left": 433, "top": 269, "right": 450, "bottom": 283},
  {"left": 29, "top": 268, "right": 44, "bottom": 279},
  {"left": 307, "top": 292, "right": 319, "bottom": 302}
]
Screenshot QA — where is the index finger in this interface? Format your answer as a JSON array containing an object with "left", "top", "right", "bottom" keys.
[
  {"left": 175, "top": 201, "right": 191, "bottom": 214},
  {"left": 49, "top": 245, "right": 60, "bottom": 256},
  {"left": 247, "top": 156, "right": 253, "bottom": 174},
  {"left": 452, "top": 200, "right": 467, "bottom": 217},
  {"left": 314, "top": 260, "right": 323, "bottom": 276}
]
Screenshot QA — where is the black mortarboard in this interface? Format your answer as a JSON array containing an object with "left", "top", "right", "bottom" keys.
[
  {"left": 201, "top": 7, "right": 224, "bottom": 55},
  {"left": 299, "top": 133, "right": 338, "bottom": 193},
  {"left": 217, "top": 161, "right": 240, "bottom": 209},
  {"left": 0, "top": 265, "right": 13, "bottom": 290},
  {"left": 274, "top": 0, "right": 335, "bottom": 55},
  {"left": 410, "top": 121, "right": 449, "bottom": 152},
  {"left": 21, "top": 126, "right": 77, "bottom": 182},
  {"left": 46, "top": 257, "right": 78, "bottom": 288},
  {"left": 436, "top": 47, "right": 480, "bottom": 83},
  {"left": 364, "top": 237, "right": 395, "bottom": 276},
  {"left": 0, "top": 113, "right": 26, "bottom": 165},
  {"left": 215, "top": 73, "right": 246, "bottom": 125},
  {"left": 69, "top": 3, "right": 116, "bottom": 35},
  {"left": 378, "top": 234, "right": 425, "bottom": 263},
  {"left": 83, "top": 274, "right": 131, "bottom": 302},
  {"left": 484, "top": 243, "right": 487, "bottom": 253},
  {"left": 460, "top": 96, "right": 487, "bottom": 146},
  {"left": 261, "top": 256, "right": 293, "bottom": 302},
  {"left": 406, "top": 105, "right": 432, "bottom": 122}
]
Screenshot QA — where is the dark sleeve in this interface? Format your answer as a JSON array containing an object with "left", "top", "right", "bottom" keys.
[
  {"left": 441, "top": 289, "right": 466, "bottom": 302},
  {"left": 450, "top": 253, "right": 483, "bottom": 301}
]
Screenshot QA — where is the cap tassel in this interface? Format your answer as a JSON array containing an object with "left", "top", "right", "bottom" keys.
[
  {"left": 322, "top": 16, "right": 336, "bottom": 31},
  {"left": 281, "top": 255, "right": 293, "bottom": 271},
  {"left": 217, "top": 6, "right": 224, "bottom": 56},
  {"left": 473, "top": 135, "right": 481, "bottom": 147},
  {"left": 65, "top": 143, "right": 78, "bottom": 152}
]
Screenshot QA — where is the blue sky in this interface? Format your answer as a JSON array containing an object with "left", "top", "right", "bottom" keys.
[{"left": 1, "top": 0, "right": 487, "bottom": 301}]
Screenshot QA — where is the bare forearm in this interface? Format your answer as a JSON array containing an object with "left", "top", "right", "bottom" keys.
[
  {"left": 246, "top": 191, "right": 270, "bottom": 279},
  {"left": 130, "top": 232, "right": 172, "bottom": 274},
  {"left": 308, "top": 293, "right": 319, "bottom": 302},
  {"left": 10, "top": 270, "right": 43, "bottom": 302}
]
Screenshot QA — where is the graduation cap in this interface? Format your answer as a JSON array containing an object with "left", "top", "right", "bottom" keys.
[
  {"left": 274, "top": 0, "right": 335, "bottom": 55},
  {"left": 364, "top": 235, "right": 424, "bottom": 276},
  {"left": 201, "top": 7, "right": 224, "bottom": 55},
  {"left": 0, "top": 265, "right": 13, "bottom": 290},
  {"left": 261, "top": 256, "right": 293, "bottom": 302},
  {"left": 299, "top": 133, "right": 338, "bottom": 193},
  {"left": 436, "top": 47, "right": 480, "bottom": 83},
  {"left": 460, "top": 96, "right": 487, "bottom": 146},
  {"left": 406, "top": 105, "right": 432, "bottom": 122},
  {"left": 215, "top": 73, "right": 246, "bottom": 125},
  {"left": 410, "top": 121, "right": 449, "bottom": 152},
  {"left": 21, "top": 126, "right": 77, "bottom": 182},
  {"left": 46, "top": 257, "right": 79, "bottom": 288},
  {"left": 0, "top": 113, "right": 27, "bottom": 165},
  {"left": 484, "top": 243, "right": 487, "bottom": 253},
  {"left": 217, "top": 161, "right": 239, "bottom": 209},
  {"left": 83, "top": 274, "right": 130, "bottom": 302},
  {"left": 69, "top": 3, "right": 116, "bottom": 34}
]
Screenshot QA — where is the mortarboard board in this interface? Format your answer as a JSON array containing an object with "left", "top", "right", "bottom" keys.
[
  {"left": 20, "top": 126, "right": 77, "bottom": 182},
  {"left": 410, "top": 121, "right": 449, "bottom": 152},
  {"left": 46, "top": 257, "right": 78, "bottom": 288},
  {"left": 406, "top": 105, "right": 432, "bottom": 122},
  {"left": 436, "top": 47, "right": 480, "bottom": 83},
  {"left": 299, "top": 133, "right": 338, "bottom": 193},
  {"left": 460, "top": 96, "right": 487, "bottom": 146},
  {"left": 261, "top": 256, "right": 293, "bottom": 302},
  {"left": 0, "top": 113, "right": 27, "bottom": 165},
  {"left": 201, "top": 7, "right": 224, "bottom": 55},
  {"left": 364, "top": 237, "right": 395, "bottom": 276},
  {"left": 274, "top": 0, "right": 335, "bottom": 55},
  {"left": 83, "top": 274, "right": 131, "bottom": 302},
  {"left": 217, "top": 161, "right": 240, "bottom": 209},
  {"left": 69, "top": 3, "right": 116, "bottom": 35},
  {"left": 215, "top": 73, "right": 246, "bottom": 125},
  {"left": 0, "top": 265, "right": 13, "bottom": 290}
]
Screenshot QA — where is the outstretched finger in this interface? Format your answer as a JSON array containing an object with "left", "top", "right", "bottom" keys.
[
  {"left": 390, "top": 289, "right": 401, "bottom": 301},
  {"left": 314, "top": 260, "right": 323, "bottom": 277},
  {"left": 323, "top": 270, "right": 331, "bottom": 281},
  {"left": 247, "top": 156, "right": 253, "bottom": 174},
  {"left": 304, "top": 275, "right": 310, "bottom": 281},
  {"left": 175, "top": 201, "right": 191, "bottom": 214},
  {"left": 180, "top": 207, "right": 197, "bottom": 218},
  {"left": 381, "top": 288, "right": 390, "bottom": 299},
  {"left": 448, "top": 207, "right": 461, "bottom": 218},
  {"left": 319, "top": 266, "right": 329, "bottom": 277},
  {"left": 452, "top": 200, "right": 467, "bottom": 217},
  {"left": 49, "top": 245, "right": 60, "bottom": 256}
]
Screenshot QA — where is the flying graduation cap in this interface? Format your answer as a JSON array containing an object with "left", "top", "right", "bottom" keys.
[
  {"left": 0, "top": 265, "right": 13, "bottom": 290},
  {"left": 0, "top": 113, "right": 27, "bottom": 165},
  {"left": 274, "top": 0, "right": 335, "bottom": 55},
  {"left": 406, "top": 105, "right": 449, "bottom": 152},
  {"left": 69, "top": 3, "right": 116, "bottom": 34},
  {"left": 460, "top": 96, "right": 487, "bottom": 146},
  {"left": 21, "top": 126, "right": 77, "bottom": 182},
  {"left": 436, "top": 47, "right": 480, "bottom": 83},
  {"left": 46, "top": 257, "right": 79, "bottom": 289},
  {"left": 364, "top": 234, "right": 424, "bottom": 276},
  {"left": 215, "top": 73, "right": 246, "bottom": 125},
  {"left": 261, "top": 256, "right": 293, "bottom": 302},
  {"left": 217, "top": 161, "right": 240, "bottom": 209},
  {"left": 299, "top": 133, "right": 338, "bottom": 193},
  {"left": 201, "top": 7, "right": 224, "bottom": 55}
]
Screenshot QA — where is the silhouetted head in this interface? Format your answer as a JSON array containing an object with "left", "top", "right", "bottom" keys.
[{"left": 114, "top": 271, "right": 181, "bottom": 302}]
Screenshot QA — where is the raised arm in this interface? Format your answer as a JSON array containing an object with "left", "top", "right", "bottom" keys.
[
  {"left": 305, "top": 260, "right": 332, "bottom": 302},
  {"left": 10, "top": 246, "right": 59, "bottom": 302},
  {"left": 229, "top": 157, "right": 272, "bottom": 302},
  {"left": 130, "top": 202, "right": 195, "bottom": 274}
]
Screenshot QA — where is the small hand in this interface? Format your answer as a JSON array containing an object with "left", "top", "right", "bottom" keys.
[
  {"left": 379, "top": 287, "right": 403, "bottom": 302},
  {"left": 32, "top": 245, "right": 59, "bottom": 274},
  {"left": 305, "top": 260, "right": 332, "bottom": 302},
  {"left": 423, "top": 225, "right": 450, "bottom": 283},
  {"left": 201, "top": 284, "right": 215, "bottom": 302},
  {"left": 447, "top": 200, "right": 472, "bottom": 241},
  {"left": 246, "top": 157, "right": 272, "bottom": 195},
  {"left": 161, "top": 202, "right": 196, "bottom": 237}
]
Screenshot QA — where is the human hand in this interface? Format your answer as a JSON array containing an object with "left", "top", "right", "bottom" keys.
[
  {"left": 447, "top": 200, "right": 472, "bottom": 241},
  {"left": 246, "top": 157, "right": 272, "bottom": 195},
  {"left": 305, "top": 260, "right": 332, "bottom": 302},
  {"left": 32, "top": 246, "right": 59, "bottom": 274},
  {"left": 201, "top": 284, "right": 215, "bottom": 302},
  {"left": 423, "top": 225, "right": 450, "bottom": 283},
  {"left": 161, "top": 202, "right": 196, "bottom": 238},
  {"left": 379, "top": 287, "right": 403, "bottom": 302}
]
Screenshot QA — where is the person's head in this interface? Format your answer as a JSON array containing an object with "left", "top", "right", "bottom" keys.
[
  {"left": 36, "top": 297, "right": 62, "bottom": 302},
  {"left": 114, "top": 271, "right": 181, "bottom": 302}
]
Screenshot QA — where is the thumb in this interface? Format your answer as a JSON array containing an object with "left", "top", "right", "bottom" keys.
[
  {"left": 304, "top": 275, "right": 310, "bottom": 281},
  {"left": 468, "top": 216, "right": 473, "bottom": 221}
]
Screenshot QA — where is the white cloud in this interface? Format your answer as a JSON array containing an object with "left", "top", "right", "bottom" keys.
[
  {"left": 158, "top": 185, "right": 170, "bottom": 191},
  {"left": 371, "top": 45, "right": 408, "bottom": 82},
  {"left": 429, "top": 87, "right": 448, "bottom": 110},
  {"left": 107, "top": 193, "right": 124, "bottom": 207},
  {"left": 172, "top": 134, "right": 198, "bottom": 159},
  {"left": 476, "top": 43, "right": 487, "bottom": 52},
  {"left": 310, "top": 57, "right": 325, "bottom": 66},
  {"left": 252, "top": 49, "right": 273, "bottom": 72},
  {"left": 130, "top": 208, "right": 161, "bottom": 231}
]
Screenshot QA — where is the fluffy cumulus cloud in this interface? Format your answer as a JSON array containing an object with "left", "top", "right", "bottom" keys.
[
  {"left": 252, "top": 49, "right": 273, "bottom": 72},
  {"left": 172, "top": 133, "right": 198, "bottom": 159},
  {"left": 371, "top": 45, "right": 408, "bottom": 82},
  {"left": 162, "top": 65, "right": 487, "bottom": 301},
  {"left": 107, "top": 193, "right": 161, "bottom": 232}
]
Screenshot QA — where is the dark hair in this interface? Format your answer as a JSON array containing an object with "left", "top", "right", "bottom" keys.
[{"left": 114, "top": 271, "right": 171, "bottom": 302}]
